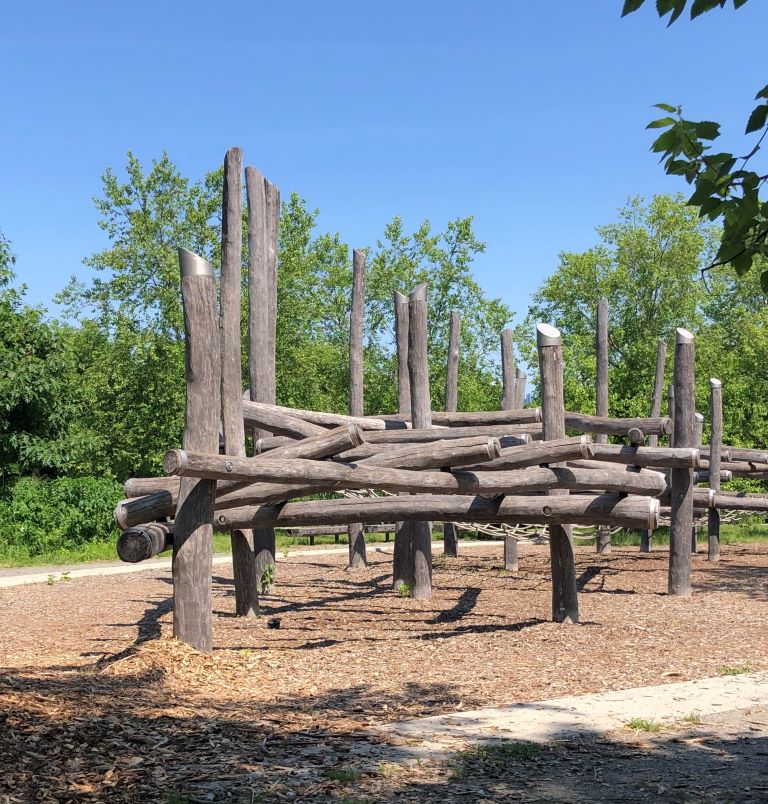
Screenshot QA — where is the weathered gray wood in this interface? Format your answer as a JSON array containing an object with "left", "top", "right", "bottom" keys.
[
  {"left": 708, "top": 379, "right": 723, "bottom": 562},
  {"left": 692, "top": 469, "right": 732, "bottom": 485},
  {"left": 668, "top": 383, "right": 675, "bottom": 445},
  {"left": 626, "top": 427, "right": 645, "bottom": 445},
  {"left": 443, "top": 522, "right": 459, "bottom": 558},
  {"left": 694, "top": 412, "right": 704, "bottom": 449},
  {"left": 503, "top": 535, "right": 519, "bottom": 572},
  {"left": 244, "top": 401, "right": 403, "bottom": 432},
  {"left": 405, "top": 283, "right": 433, "bottom": 598},
  {"left": 699, "top": 445, "right": 763, "bottom": 463},
  {"left": 501, "top": 328, "right": 516, "bottom": 411},
  {"left": 595, "top": 298, "right": 611, "bottom": 554},
  {"left": 669, "top": 328, "right": 695, "bottom": 597},
  {"left": 366, "top": 424, "right": 536, "bottom": 444},
  {"left": 348, "top": 248, "right": 367, "bottom": 569},
  {"left": 648, "top": 339, "right": 667, "bottom": 448},
  {"left": 537, "top": 323, "right": 579, "bottom": 624},
  {"left": 246, "top": 166, "right": 279, "bottom": 589},
  {"left": 464, "top": 436, "right": 593, "bottom": 471},
  {"left": 117, "top": 522, "right": 173, "bottom": 563},
  {"left": 564, "top": 413, "right": 672, "bottom": 437},
  {"left": 393, "top": 290, "right": 411, "bottom": 591},
  {"left": 220, "top": 147, "right": 259, "bottom": 618},
  {"left": 712, "top": 491, "right": 768, "bottom": 512},
  {"left": 242, "top": 401, "right": 326, "bottom": 439},
  {"left": 513, "top": 368, "right": 526, "bottom": 410},
  {"left": 173, "top": 249, "right": 221, "bottom": 652},
  {"left": 361, "top": 437, "right": 500, "bottom": 470},
  {"left": 166, "top": 450, "right": 668, "bottom": 497},
  {"left": 216, "top": 492, "right": 659, "bottom": 531},
  {"left": 445, "top": 311, "right": 461, "bottom": 414},
  {"left": 378, "top": 408, "right": 541, "bottom": 427},
  {"left": 588, "top": 443, "right": 699, "bottom": 469}
]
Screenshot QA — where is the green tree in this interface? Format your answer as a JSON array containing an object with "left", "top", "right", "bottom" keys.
[{"left": 622, "top": 1, "right": 768, "bottom": 283}]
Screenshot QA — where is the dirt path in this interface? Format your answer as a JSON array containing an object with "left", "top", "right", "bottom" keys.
[{"left": 0, "top": 542, "right": 766, "bottom": 801}]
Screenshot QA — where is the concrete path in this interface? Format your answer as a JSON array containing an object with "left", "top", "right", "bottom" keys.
[
  {"left": 0, "top": 540, "right": 504, "bottom": 588},
  {"left": 378, "top": 671, "right": 768, "bottom": 759}
]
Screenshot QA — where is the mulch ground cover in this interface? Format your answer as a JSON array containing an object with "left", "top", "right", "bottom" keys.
[{"left": 0, "top": 542, "right": 766, "bottom": 802}]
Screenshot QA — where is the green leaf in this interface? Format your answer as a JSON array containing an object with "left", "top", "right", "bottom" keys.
[
  {"left": 654, "top": 102, "right": 678, "bottom": 113},
  {"left": 760, "top": 270, "right": 768, "bottom": 294},
  {"left": 698, "top": 195, "right": 724, "bottom": 218},
  {"left": 731, "top": 250, "right": 753, "bottom": 275},
  {"left": 647, "top": 117, "right": 676, "bottom": 129},
  {"left": 692, "top": 120, "right": 721, "bottom": 139},
  {"left": 745, "top": 104, "right": 768, "bottom": 134},
  {"left": 754, "top": 83, "right": 768, "bottom": 101},
  {"left": 691, "top": 0, "right": 724, "bottom": 17},
  {"left": 651, "top": 129, "right": 679, "bottom": 154},
  {"left": 621, "top": 0, "right": 646, "bottom": 14},
  {"left": 668, "top": 0, "right": 688, "bottom": 23}
]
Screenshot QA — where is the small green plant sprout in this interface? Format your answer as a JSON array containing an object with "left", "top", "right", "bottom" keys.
[
  {"left": 47, "top": 574, "right": 56, "bottom": 586},
  {"left": 327, "top": 766, "right": 363, "bottom": 783},
  {"left": 61, "top": 571, "right": 71, "bottom": 582},
  {"left": 450, "top": 741, "right": 541, "bottom": 778},
  {"left": 625, "top": 718, "right": 662, "bottom": 733},
  {"left": 396, "top": 582, "right": 412, "bottom": 598},
  {"left": 717, "top": 662, "right": 753, "bottom": 676},
  {"left": 683, "top": 710, "right": 702, "bottom": 725},
  {"left": 260, "top": 562, "right": 275, "bottom": 594}
]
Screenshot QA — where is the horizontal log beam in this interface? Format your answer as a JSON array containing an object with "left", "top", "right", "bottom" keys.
[
  {"left": 564, "top": 412, "right": 672, "bottom": 437},
  {"left": 117, "top": 522, "right": 173, "bottom": 563},
  {"left": 699, "top": 445, "right": 767, "bottom": 464},
  {"left": 364, "top": 425, "right": 536, "bottom": 445},
  {"left": 587, "top": 443, "right": 700, "bottom": 469},
  {"left": 242, "top": 401, "right": 326, "bottom": 438},
  {"left": 463, "top": 436, "right": 593, "bottom": 471},
  {"left": 242, "top": 401, "right": 408, "bottom": 431},
  {"left": 215, "top": 493, "right": 659, "bottom": 531}
]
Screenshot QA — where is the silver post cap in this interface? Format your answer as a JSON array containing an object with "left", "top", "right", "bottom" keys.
[
  {"left": 178, "top": 248, "right": 214, "bottom": 278},
  {"left": 675, "top": 327, "right": 694, "bottom": 344},
  {"left": 709, "top": 378, "right": 722, "bottom": 388},
  {"left": 536, "top": 323, "right": 561, "bottom": 347},
  {"left": 409, "top": 283, "right": 428, "bottom": 302}
]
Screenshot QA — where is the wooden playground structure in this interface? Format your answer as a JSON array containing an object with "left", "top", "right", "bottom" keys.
[{"left": 113, "top": 147, "right": 768, "bottom": 652}]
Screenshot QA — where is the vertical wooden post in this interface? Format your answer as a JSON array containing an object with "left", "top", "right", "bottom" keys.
[
  {"left": 537, "top": 323, "right": 579, "bottom": 623},
  {"left": 500, "top": 329, "right": 518, "bottom": 571},
  {"left": 595, "top": 298, "right": 611, "bottom": 555},
  {"left": 220, "top": 148, "right": 259, "bottom": 617},
  {"left": 641, "top": 339, "right": 667, "bottom": 552},
  {"left": 347, "top": 249, "right": 367, "bottom": 569},
  {"left": 443, "top": 310, "right": 461, "bottom": 557},
  {"left": 246, "top": 167, "right": 279, "bottom": 589},
  {"left": 173, "top": 249, "right": 221, "bottom": 652},
  {"left": 667, "top": 383, "right": 675, "bottom": 446},
  {"left": 500, "top": 328, "right": 516, "bottom": 411},
  {"left": 445, "top": 311, "right": 461, "bottom": 413},
  {"left": 708, "top": 378, "right": 722, "bottom": 562},
  {"left": 513, "top": 368, "right": 526, "bottom": 409},
  {"left": 406, "top": 284, "right": 432, "bottom": 599},
  {"left": 392, "top": 290, "right": 411, "bottom": 589},
  {"left": 692, "top": 412, "right": 705, "bottom": 554},
  {"left": 669, "top": 328, "right": 695, "bottom": 597}
]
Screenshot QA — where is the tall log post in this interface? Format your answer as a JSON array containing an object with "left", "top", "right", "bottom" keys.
[
  {"left": 669, "top": 328, "right": 695, "bottom": 597},
  {"left": 221, "top": 148, "right": 259, "bottom": 617},
  {"left": 500, "top": 328, "right": 516, "bottom": 411},
  {"left": 692, "top": 411, "right": 705, "bottom": 553},
  {"left": 347, "top": 249, "right": 367, "bottom": 569},
  {"left": 707, "top": 379, "right": 722, "bottom": 562},
  {"left": 405, "top": 284, "right": 432, "bottom": 599},
  {"left": 595, "top": 297, "right": 611, "bottom": 555},
  {"left": 173, "top": 249, "right": 221, "bottom": 652},
  {"left": 443, "top": 310, "right": 461, "bottom": 557},
  {"left": 513, "top": 368, "right": 526, "bottom": 409},
  {"left": 537, "top": 324, "right": 579, "bottom": 623},
  {"left": 668, "top": 383, "right": 675, "bottom": 446},
  {"left": 500, "top": 328, "right": 518, "bottom": 571},
  {"left": 641, "top": 339, "right": 667, "bottom": 552},
  {"left": 392, "top": 290, "right": 411, "bottom": 589},
  {"left": 246, "top": 167, "right": 279, "bottom": 590}
]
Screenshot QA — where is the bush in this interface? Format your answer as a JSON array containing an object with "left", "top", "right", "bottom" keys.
[{"left": 0, "top": 476, "right": 122, "bottom": 558}]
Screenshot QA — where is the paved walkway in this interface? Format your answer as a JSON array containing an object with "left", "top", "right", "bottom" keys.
[
  {"left": 378, "top": 670, "right": 768, "bottom": 760},
  {"left": 0, "top": 540, "right": 503, "bottom": 588}
]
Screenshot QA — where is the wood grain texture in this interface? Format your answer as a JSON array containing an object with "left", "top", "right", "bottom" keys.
[
  {"left": 500, "top": 328, "right": 515, "bottom": 411},
  {"left": 708, "top": 379, "right": 723, "bottom": 562},
  {"left": 668, "top": 329, "right": 695, "bottom": 597},
  {"left": 173, "top": 253, "right": 221, "bottom": 652},
  {"left": 537, "top": 323, "right": 579, "bottom": 624},
  {"left": 594, "top": 299, "right": 611, "bottom": 554},
  {"left": 445, "top": 311, "right": 461, "bottom": 414},
  {"left": 513, "top": 368, "right": 526, "bottom": 410}
]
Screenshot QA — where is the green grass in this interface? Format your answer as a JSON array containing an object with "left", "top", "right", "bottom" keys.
[
  {"left": 582, "top": 518, "right": 768, "bottom": 548},
  {"left": 682, "top": 710, "right": 702, "bottom": 725},
  {"left": 327, "top": 767, "right": 363, "bottom": 783},
  {"left": 450, "top": 741, "right": 541, "bottom": 778},
  {"left": 625, "top": 718, "right": 662, "bottom": 733},
  {"left": 716, "top": 662, "right": 753, "bottom": 676}
]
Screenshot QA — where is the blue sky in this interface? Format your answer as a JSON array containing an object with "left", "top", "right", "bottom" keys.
[{"left": 2, "top": 0, "right": 766, "bottom": 324}]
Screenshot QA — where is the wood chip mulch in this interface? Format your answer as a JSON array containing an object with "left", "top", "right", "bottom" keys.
[{"left": 0, "top": 543, "right": 766, "bottom": 802}]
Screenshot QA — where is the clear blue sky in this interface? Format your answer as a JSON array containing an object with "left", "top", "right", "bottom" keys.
[{"left": 2, "top": 0, "right": 766, "bottom": 324}]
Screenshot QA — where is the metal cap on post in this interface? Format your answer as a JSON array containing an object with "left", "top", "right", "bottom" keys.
[
  {"left": 409, "top": 283, "right": 427, "bottom": 303},
  {"left": 536, "top": 322, "right": 561, "bottom": 347},
  {"left": 178, "top": 248, "right": 215, "bottom": 278},
  {"left": 676, "top": 327, "right": 694, "bottom": 345}
]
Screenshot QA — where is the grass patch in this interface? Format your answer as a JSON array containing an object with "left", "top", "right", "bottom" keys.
[
  {"left": 683, "top": 710, "right": 702, "bottom": 725},
  {"left": 582, "top": 518, "right": 768, "bottom": 548},
  {"left": 451, "top": 741, "right": 541, "bottom": 778},
  {"left": 327, "top": 767, "right": 363, "bottom": 783},
  {"left": 625, "top": 718, "right": 662, "bottom": 733},
  {"left": 717, "top": 662, "right": 753, "bottom": 676}
]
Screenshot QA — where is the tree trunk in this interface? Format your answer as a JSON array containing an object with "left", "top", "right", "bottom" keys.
[
  {"left": 708, "top": 378, "right": 722, "bottom": 562},
  {"left": 595, "top": 297, "right": 611, "bottom": 555}
]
